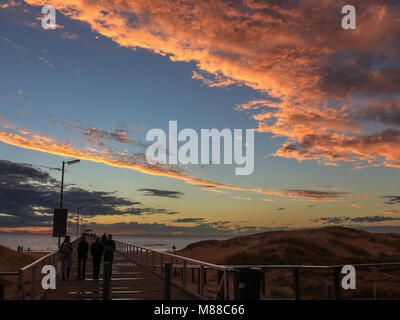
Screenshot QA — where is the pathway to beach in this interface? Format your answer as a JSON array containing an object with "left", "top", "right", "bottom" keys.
[{"left": 43, "top": 238, "right": 192, "bottom": 300}]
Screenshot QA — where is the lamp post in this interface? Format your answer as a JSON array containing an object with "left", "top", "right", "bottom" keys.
[
  {"left": 58, "top": 159, "right": 80, "bottom": 247},
  {"left": 77, "top": 206, "right": 84, "bottom": 238}
]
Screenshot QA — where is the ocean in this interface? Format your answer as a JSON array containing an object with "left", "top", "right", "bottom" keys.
[{"left": 0, "top": 233, "right": 233, "bottom": 252}]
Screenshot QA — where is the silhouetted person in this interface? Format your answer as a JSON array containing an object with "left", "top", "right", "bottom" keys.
[
  {"left": 77, "top": 235, "right": 89, "bottom": 280},
  {"left": 101, "top": 233, "right": 107, "bottom": 243},
  {"left": 90, "top": 237, "right": 104, "bottom": 280},
  {"left": 103, "top": 234, "right": 115, "bottom": 278},
  {"left": 59, "top": 236, "right": 73, "bottom": 280},
  {"left": 17, "top": 246, "right": 21, "bottom": 252}
]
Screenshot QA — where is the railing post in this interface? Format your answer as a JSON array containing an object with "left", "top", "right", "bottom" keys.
[
  {"left": 18, "top": 269, "right": 24, "bottom": 300},
  {"left": 146, "top": 250, "right": 149, "bottom": 266},
  {"left": 174, "top": 258, "right": 177, "bottom": 276},
  {"left": 199, "top": 266, "right": 204, "bottom": 296},
  {"left": 103, "top": 262, "right": 111, "bottom": 300},
  {"left": 333, "top": 267, "right": 341, "bottom": 300},
  {"left": 0, "top": 283, "right": 4, "bottom": 300},
  {"left": 294, "top": 268, "right": 300, "bottom": 300},
  {"left": 182, "top": 260, "right": 187, "bottom": 287},
  {"left": 31, "top": 266, "right": 36, "bottom": 300},
  {"left": 261, "top": 271, "right": 266, "bottom": 295},
  {"left": 164, "top": 263, "right": 171, "bottom": 300},
  {"left": 152, "top": 251, "right": 155, "bottom": 270},
  {"left": 224, "top": 270, "right": 229, "bottom": 300},
  {"left": 134, "top": 246, "right": 137, "bottom": 261}
]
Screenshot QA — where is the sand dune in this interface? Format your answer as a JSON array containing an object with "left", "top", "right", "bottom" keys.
[{"left": 178, "top": 227, "right": 400, "bottom": 265}]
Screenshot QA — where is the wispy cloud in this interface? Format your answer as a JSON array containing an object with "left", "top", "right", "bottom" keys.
[
  {"left": 379, "top": 210, "right": 400, "bottom": 215},
  {"left": 138, "top": 188, "right": 184, "bottom": 199},
  {"left": 311, "top": 216, "right": 400, "bottom": 225}
]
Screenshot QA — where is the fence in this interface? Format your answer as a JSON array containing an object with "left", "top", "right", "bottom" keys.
[
  {"left": 115, "top": 240, "right": 230, "bottom": 300},
  {"left": 0, "top": 239, "right": 78, "bottom": 300},
  {"left": 2, "top": 238, "right": 400, "bottom": 300},
  {"left": 114, "top": 240, "right": 400, "bottom": 300}
]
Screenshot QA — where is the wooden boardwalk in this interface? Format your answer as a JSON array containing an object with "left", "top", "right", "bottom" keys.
[{"left": 43, "top": 240, "right": 193, "bottom": 300}]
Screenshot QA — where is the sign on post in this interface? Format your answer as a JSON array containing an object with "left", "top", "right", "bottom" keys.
[{"left": 53, "top": 209, "right": 68, "bottom": 237}]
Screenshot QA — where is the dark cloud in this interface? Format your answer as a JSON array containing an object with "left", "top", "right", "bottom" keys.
[
  {"left": 138, "top": 188, "right": 185, "bottom": 199},
  {"left": 285, "top": 189, "right": 349, "bottom": 199},
  {"left": 173, "top": 218, "right": 205, "bottom": 223},
  {"left": 80, "top": 220, "right": 285, "bottom": 236},
  {"left": 311, "top": 216, "right": 400, "bottom": 225},
  {"left": 382, "top": 195, "right": 400, "bottom": 205},
  {"left": 0, "top": 160, "right": 178, "bottom": 228}
]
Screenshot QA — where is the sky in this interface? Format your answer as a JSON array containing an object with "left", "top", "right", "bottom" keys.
[{"left": 0, "top": 0, "right": 399, "bottom": 235}]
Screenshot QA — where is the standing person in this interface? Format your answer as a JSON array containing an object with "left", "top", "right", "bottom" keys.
[
  {"left": 103, "top": 234, "right": 116, "bottom": 278},
  {"left": 101, "top": 233, "right": 107, "bottom": 243},
  {"left": 77, "top": 235, "right": 89, "bottom": 280},
  {"left": 59, "top": 235, "right": 73, "bottom": 280},
  {"left": 90, "top": 237, "right": 104, "bottom": 280}
]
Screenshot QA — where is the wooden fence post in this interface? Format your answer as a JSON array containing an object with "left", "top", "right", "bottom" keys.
[
  {"left": 18, "top": 270, "right": 24, "bottom": 300},
  {"left": 103, "top": 262, "right": 111, "bottom": 300},
  {"left": 294, "top": 268, "right": 300, "bottom": 300},
  {"left": 333, "top": 267, "right": 341, "bottom": 300},
  {"left": 31, "top": 266, "right": 36, "bottom": 300},
  {"left": 0, "top": 283, "right": 4, "bottom": 300},
  {"left": 199, "top": 266, "right": 204, "bottom": 296},
  {"left": 164, "top": 263, "right": 171, "bottom": 300},
  {"left": 182, "top": 260, "right": 187, "bottom": 287}
]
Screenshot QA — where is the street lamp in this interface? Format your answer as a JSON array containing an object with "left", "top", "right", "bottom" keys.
[
  {"left": 58, "top": 159, "right": 80, "bottom": 247},
  {"left": 77, "top": 205, "right": 84, "bottom": 238},
  {"left": 60, "top": 159, "right": 80, "bottom": 209}
]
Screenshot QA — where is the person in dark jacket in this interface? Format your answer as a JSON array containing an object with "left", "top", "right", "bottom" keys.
[
  {"left": 77, "top": 235, "right": 89, "bottom": 280},
  {"left": 103, "top": 234, "right": 116, "bottom": 278},
  {"left": 90, "top": 237, "right": 104, "bottom": 280},
  {"left": 101, "top": 233, "right": 107, "bottom": 243}
]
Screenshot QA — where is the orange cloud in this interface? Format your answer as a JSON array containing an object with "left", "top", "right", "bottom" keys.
[
  {"left": 21, "top": 0, "right": 400, "bottom": 168},
  {"left": 0, "top": 226, "right": 52, "bottom": 233},
  {"left": 379, "top": 210, "right": 400, "bottom": 215}
]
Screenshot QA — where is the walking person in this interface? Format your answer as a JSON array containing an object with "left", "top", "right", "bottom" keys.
[
  {"left": 103, "top": 234, "right": 116, "bottom": 278},
  {"left": 90, "top": 237, "right": 104, "bottom": 280},
  {"left": 59, "top": 235, "right": 73, "bottom": 280},
  {"left": 77, "top": 235, "right": 89, "bottom": 280},
  {"left": 101, "top": 233, "right": 107, "bottom": 243}
]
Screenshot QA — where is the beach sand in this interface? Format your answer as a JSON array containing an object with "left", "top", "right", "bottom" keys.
[{"left": 0, "top": 245, "right": 48, "bottom": 299}]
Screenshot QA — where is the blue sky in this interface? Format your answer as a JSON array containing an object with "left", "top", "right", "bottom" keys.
[{"left": 0, "top": 0, "right": 399, "bottom": 234}]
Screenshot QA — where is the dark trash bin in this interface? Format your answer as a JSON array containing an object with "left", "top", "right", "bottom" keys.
[{"left": 234, "top": 268, "right": 263, "bottom": 300}]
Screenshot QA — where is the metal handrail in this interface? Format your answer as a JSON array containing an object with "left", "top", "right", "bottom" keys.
[
  {"left": 114, "top": 239, "right": 400, "bottom": 300},
  {"left": 114, "top": 240, "right": 229, "bottom": 300},
  {"left": 115, "top": 241, "right": 226, "bottom": 271},
  {"left": 17, "top": 238, "right": 79, "bottom": 300}
]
